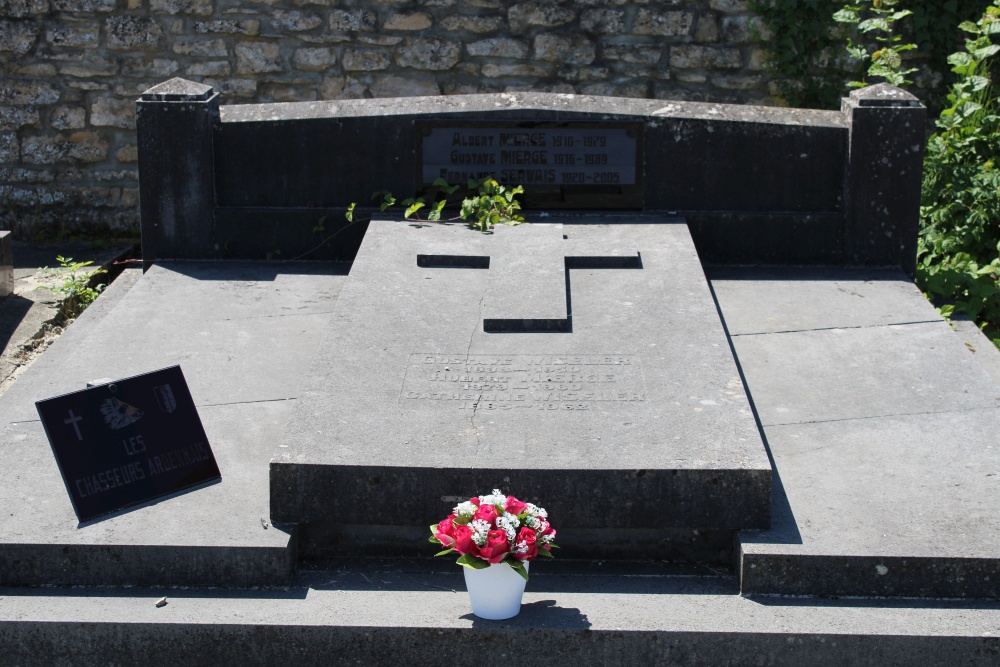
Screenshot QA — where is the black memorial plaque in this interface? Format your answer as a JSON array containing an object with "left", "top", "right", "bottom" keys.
[
  {"left": 35, "top": 365, "right": 220, "bottom": 522},
  {"left": 416, "top": 121, "right": 644, "bottom": 209}
]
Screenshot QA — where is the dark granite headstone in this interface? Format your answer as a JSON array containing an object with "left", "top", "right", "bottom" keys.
[{"left": 36, "top": 365, "right": 220, "bottom": 522}]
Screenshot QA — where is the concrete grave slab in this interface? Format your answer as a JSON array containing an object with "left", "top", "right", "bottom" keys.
[
  {"left": 711, "top": 269, "right": 1000, "bottom": 598},
  {"left": 707, "top": 267, "right": 941, "bottom": 335},
  {"left": 740, "top": 408, "right": 1000, "bottom": 598},
  {"left": 271, "top": 219, "right": 771, "bottom": 548},
  {"left": 729, "top": 321, "right": 1000, "bottom": 426},
  {"left": 2, "top": 262, "right": 346, "bottom": 423},
  {"left": 0, "top": 261, "right": 350, "bottom": 586}
]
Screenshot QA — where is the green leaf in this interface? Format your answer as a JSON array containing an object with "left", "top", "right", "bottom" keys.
[
  {"left": 435, "top": 549, "right": 455, "bottom": 557},
  {"left": 833, "top": 8, "right": 859, "bottom": 23},
  {"left": 959, "top": 20, "right": 980, "bottom": 33},
  {"left": 345, "top": 204, "right": 355, "bottom": 223},
  {"left": 974, "top": 44, "right": 1000, "bottom": 60},
  {"left": 858, "top": 18, "right": 889, "bottom": 33},
  {"left": 509, "top": 560, "right": 529, "bottom": 581},
  {"left": 456, "top": 554, "right": 490, "bottom": 570},
  {"left": 404, "top": 201, "right": 426, "bottom": 218}
]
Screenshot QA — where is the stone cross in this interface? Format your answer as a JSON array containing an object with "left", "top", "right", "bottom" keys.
[{"left": 417, "top": 223, "right": 640, "bottom": 332}]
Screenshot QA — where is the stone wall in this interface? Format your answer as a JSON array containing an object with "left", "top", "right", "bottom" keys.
[{"left": 1, "top": 0, "right": 770, "bottom": 238}]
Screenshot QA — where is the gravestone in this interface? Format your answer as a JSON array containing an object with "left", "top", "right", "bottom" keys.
[
  {"left": 271, "top": 219, "right": 771, "bottom": 558},
  {"left": 0, "top": 231, "right": 11, "bottom": 298}
]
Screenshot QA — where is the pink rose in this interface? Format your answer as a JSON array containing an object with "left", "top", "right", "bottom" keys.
[
  {"left": 539, "top": 524, "right": 556, "bottom": 551},
  {"left": 469, "top": 497, "right": 480, "bottom": 507},
  {"left": 512, "top": 527, "right": 537, "bottom": 561},
  {"left": 504, "top": 496, "right": 528, "bottom": 516},
  {"left": 473, "top": 503, "right": 498, "bottom": 525},
  {"left": 453, "top": 524, "right": 479, "bottom": 557},
  {"left": 478, "top": 529, "right": 510, "bottom": 564},
  {"left": 434, "top": 515, "right": 457, "bottom": 549}
]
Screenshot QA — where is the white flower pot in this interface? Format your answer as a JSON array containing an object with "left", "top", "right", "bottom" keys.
[{"left": 463, "top": 560, "right": 529, "bottom": 620}]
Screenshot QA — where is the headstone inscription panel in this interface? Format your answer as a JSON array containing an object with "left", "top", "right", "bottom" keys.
[
  {"left": 416, "top": 122, "right": 644, "bottom": 209},
  {"left": 271, "top": 220, "right": 772, "bottom": 533},
  {"left": 36, "top": 365, "right": 220, "bottom": 522}
]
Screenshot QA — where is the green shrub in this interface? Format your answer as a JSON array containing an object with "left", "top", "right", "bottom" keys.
[
  {"left": 834, "top": 0, "right": 918, "bottom": 88},
  {"left": 918, "top": 1, "right": 1000, "bottom": 346},
  {"left": 751, "top": 0, "right": 989, "bottom": 110},
  {"left": 37, "top": 256, "right": 107, "bottom": 320}
]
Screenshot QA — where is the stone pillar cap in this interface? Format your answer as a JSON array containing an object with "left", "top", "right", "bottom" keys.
[
  {"left": 848, "top": 83, "right": 922, "bottom": 108},
  {"left": 140, "top": 78, "right": 215, "bottom": 102}
]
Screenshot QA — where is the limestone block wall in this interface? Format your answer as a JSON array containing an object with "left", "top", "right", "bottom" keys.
[{"left": 1, "top": 0, "right": 770, "bottom": 238}]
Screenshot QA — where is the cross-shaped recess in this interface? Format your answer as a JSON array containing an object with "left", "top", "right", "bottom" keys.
[{"left": 417, "top": 223, "right": 641, "bottom": 332}]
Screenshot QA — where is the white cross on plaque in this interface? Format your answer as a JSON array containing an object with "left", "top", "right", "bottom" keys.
[
  {"left": 417, "top": 223, "right": 640, "bottom": 332},
  {"left": 64, "top": 409, "right": 83, "bottom": 441}
]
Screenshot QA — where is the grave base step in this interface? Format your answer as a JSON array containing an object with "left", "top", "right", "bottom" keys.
[
  {"left": 1, "top": 560, "right": 997, "bottom": 665},
  {"left": 0, "top": 532, "right": 297, "bottom": 588},
  {"left": 296, "top": 523, "right": 736, "bottom": 566},
  {"left": 738, "top": 545, "right": 1000, "bottom": 599}
]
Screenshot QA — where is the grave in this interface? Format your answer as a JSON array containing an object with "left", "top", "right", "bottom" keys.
[
  {"left": 271, "top": 219, "right": 770, "bottom": 561},
  {"left": 1, "top": 81, "right": 1000, "bottom": 662}
]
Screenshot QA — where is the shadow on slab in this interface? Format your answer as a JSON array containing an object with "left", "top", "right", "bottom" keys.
[
  {"left": 75, "top": 477, "right": 223, "bottom": 528},
  {"left": 738, "top": 465, "right": 802, "bottom": 547},
  {"left": 306, "top": 561, "right": 738, "bottom": 596},
  {"left": 0, "top": 294, "right": 34, "bottom": 351},
  {"left": 706, "top": 280, "right": 803, "bottom": 548},
  {"left": 462, "top": 599, "right": 591, "bottom": 629},
  {"left": 158, "top": 260, "right": 352, "bottom": 282},
  {"left": 0, "top": 585, "right": 308, "bottom": 601}
]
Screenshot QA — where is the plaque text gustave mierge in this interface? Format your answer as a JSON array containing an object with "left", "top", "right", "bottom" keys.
[{"left": 401, "top": 354, "right": 646, "bottom": 411}]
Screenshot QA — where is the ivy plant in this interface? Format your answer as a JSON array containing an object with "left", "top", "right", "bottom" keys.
[
  {"left": 348, "top": 176, "right": 525, "bottom": 232},
  {"left": 834, "top": 0, "right": 918, "bottom": 88}
]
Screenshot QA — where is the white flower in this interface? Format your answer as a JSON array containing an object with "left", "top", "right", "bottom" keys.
[
  {"left": 478, "top": 488, "right": 506, "bottom": 507},
  {"left": 470, "top": 519, "right": 491, "bottom": 546},
  {"left": 525, "top": 503, "right": 547, "bottom": 518},
  {"left": 513, "top": 540, "right": 529, "bottom": 555},
  {"left": 495, "top": 512, "right": 520, "bottom": 545},
  {"left": 540, "top": 532, "right": 555, "bottom": 544},
  {"left": 453, "top": 501, "right": 477, "bottom": 517}
]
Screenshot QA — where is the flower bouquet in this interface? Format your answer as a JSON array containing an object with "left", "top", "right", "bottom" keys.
[{"left": 431, "top": 489, "right": 557, "bottom": 619}]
